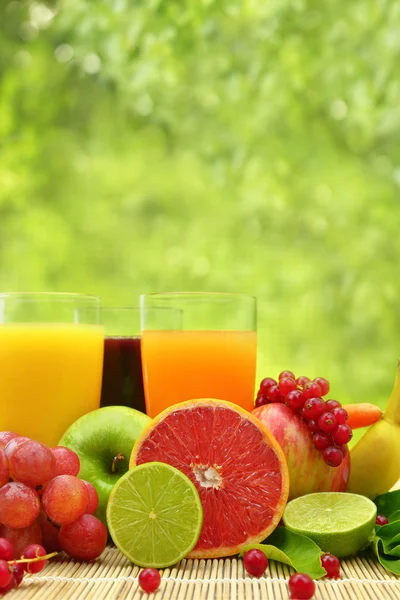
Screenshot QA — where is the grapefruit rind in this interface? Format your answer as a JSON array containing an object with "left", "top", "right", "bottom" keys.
[{"left": 129, "top": 398, "right": 289, "bottom": 559}]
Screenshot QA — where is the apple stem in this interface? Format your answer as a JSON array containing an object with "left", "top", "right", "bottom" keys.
[{"left": 111, "top": 453, "right": 125, "bottom": 473}]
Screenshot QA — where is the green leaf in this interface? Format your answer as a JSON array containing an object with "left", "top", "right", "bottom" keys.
[
  {"left": 240, "top": 527, "right": 326, "bottom": 580},
  {"left": 372, "top": 518, "right": 400, "bottom": 574},
  {"left": 374, "top": 491, "right": 400, "bottom": 521},
  {"left": 373, "top": 538, "right": 400, "bottom": 575},
  {"left": 389, "top": 510, "right": 400, "bottom": 523}
]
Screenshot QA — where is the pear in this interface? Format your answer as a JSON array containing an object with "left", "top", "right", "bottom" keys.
[{"left": 347, "top": 361, "right": 400, "bottom": 498}]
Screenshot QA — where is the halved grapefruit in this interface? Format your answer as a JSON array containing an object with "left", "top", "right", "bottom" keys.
[{"left": 129, "top": 399, "right": 289, "bottom": 559}]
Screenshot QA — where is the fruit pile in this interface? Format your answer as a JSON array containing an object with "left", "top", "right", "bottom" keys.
[
  {"left": 255, "top": 371, "right": 353, "bottom": 467},
  {"left": 0, "top": 431, "right": 107, "bottom": 595}
]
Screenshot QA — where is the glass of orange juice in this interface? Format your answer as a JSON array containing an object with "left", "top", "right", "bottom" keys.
[
  {"left": 140, "top": 292, "right": 257, "bottom": 417},
  {"left": 0, "top": 293, "right": 104, "bottom": 446}
]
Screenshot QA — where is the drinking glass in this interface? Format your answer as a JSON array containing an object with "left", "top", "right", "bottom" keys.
[
  {"left": 140, "top": 292, "right": 257, "bottom": 417},
  {"left": 0, "top": 293, "right": 104, "bottom": 446}
]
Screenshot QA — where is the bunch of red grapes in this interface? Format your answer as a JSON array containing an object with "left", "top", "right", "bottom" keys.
[
  {"left": 255, "top": 370, "right": 353, "bottom": 467},
  {"left": 0, "top": 431, "right": 107, "bottom": 595}
]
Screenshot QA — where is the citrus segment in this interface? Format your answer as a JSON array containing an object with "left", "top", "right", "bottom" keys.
[
  {"left": 283, "top": 492, "right": 377, "bottom": 557},
  {"left": 130, "top": 399, "right": 289, "bottom": 559},
  {"left": 106, "top": 462, "right": 203, "bottom": 568}
]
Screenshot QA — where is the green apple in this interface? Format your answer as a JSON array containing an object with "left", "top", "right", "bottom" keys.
[{"left": 58, "top": 406, "right": 151, "bottom": 526}]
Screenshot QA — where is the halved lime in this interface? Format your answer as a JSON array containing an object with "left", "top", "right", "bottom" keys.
[
  {"left": 283, "top": 492, "right": 377, "bottom": 557},
  {"left": 106, "top": 461, "right": 203, "bottom": 568}
]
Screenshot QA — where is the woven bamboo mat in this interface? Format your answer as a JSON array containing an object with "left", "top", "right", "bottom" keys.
[
  {"left": 10, "top": 548, "right": 400, "bottom": 600},
  {"left": 10, "top": 480, "right": 400, "bottom": 599}
]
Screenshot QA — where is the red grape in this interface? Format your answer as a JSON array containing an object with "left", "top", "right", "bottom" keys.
[
  {"left": 331, "top": 407, "right": 348, "bottom": 425},
  {"left": 0, "top": 482, "right": 40, "bottom": 529},
  {"left": 51, "top": 447, "right": 80, "bottom": 477},
  {"left": 3, "top": 437, "right": 29, "bottom": 461},
  {"left": 254, "top": 394, "right": 268, "bottom": 408},
  {"left": 42, "top": 475, "right": 89, "bottom": 526},
  {"left": 59, "top": 514, "right": 107, "bottom": 561},
  {"left": 81, "top": 480, "right": 99, "bottom": 515},
  {"left": 138, "top": 568, "right": 161, "bottom": 593},
  {"left": 0, "top": 451, "right": 9, "bottom": 488},
  {"left": 321, "top": 553, "right": 340, "bottom": 578},
  {"left": 0, "top": 433, "right": 19, "bottom": 451},
  {"left": 9, "top": 440, "right": 56, "bottom": 487},
  {"left": 313, "top": 433, "right": 332, "bottom": 451},
  {"left": 21, "top": 544, "right": 47, "bottom": 574},
  {"left": 318, "top": 412, "right": 337, "bottom": 433},
  {"left": 37, "top": 510, "right": 61, "bottom": 553},
  {"left": 267, "top": 385, "right": 284, "bottom": 402},
  {"left": 0, "top": 561, "right": 12, "bottom": 589},
  {"left": 0, "top": 539, "right": 14, "bottom": 562},
  {"left": 0, "top": 522, "right": 42, "bottom": 559},
  {"left": 323, "top": 446, "right": 344, "bottom": 467},
  {"left": 332, "top": 424, "right": 352, "bottom": 445}
]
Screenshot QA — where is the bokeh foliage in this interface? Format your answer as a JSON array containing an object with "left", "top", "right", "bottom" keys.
[{"left": 1, "top": 0, "right": 400, "bottom": 408}]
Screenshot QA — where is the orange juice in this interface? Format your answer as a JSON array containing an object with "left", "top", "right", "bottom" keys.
[
  {"left": 0, "top": 323, "right": 104, "bottom": 446},
  {"left": 141, "top": 330, "right": 257, "bottom": 417}
]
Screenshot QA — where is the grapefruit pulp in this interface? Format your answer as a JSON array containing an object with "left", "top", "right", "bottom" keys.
[{"left": 130, "top": 399, "right": 289, "bottom": 559}]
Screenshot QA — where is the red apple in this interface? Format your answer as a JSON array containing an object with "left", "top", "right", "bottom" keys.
[{"left": 253, "top": 404, "right": 350, "bottom": 500}]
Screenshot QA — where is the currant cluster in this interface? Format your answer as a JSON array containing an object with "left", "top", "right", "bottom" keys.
[
  {"left": 0, "top": 431, "right": 107, "bottom": 594},
  {"left": 255, "top": 370, "right": 353, "bottom": 467},
  {"left": 0, "top": 538, "right": 50, "bottom": 594}
]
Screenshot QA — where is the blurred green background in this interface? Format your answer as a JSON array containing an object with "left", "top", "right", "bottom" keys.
[{"left": 1, "top": 0, "right": 400, "bottom": 411}]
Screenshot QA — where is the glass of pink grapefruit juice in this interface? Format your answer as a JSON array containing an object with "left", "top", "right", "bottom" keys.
[
  {"left": 140, "top": 293, "right": 257, "bottom": 417},
  {"left": 0, "top": 293, "right": 104, "bottom": 446}
]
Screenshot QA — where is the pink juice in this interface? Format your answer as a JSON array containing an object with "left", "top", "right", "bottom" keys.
[{"left": 100, "top": 336, "right": 146, "bottom": 413}]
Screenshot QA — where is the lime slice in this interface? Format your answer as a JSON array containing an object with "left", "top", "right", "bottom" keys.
[
  {"left": 106, "top": 461, "right": 203, "bottom": 568},
  {"left": 283, "top": 492, "right": 377, "bottom": 557}
]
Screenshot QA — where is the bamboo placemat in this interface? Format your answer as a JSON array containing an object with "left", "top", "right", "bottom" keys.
[
  {"left": 11, "top": 549, "right": 400, "bottom": 600},
  {"left": 10, "top": 480, "right": 400, "bottom": 599}
]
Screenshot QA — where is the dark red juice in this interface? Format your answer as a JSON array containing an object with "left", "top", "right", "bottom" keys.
[{"left": 100, "top": 336, "right": 146, "bottom": 413}]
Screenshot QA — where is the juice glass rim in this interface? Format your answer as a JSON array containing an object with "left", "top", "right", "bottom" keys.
[
  {"left": 141, "top": 292, "right": 256, "bottom": 302},
  {"left": 0, "top": 292, "right": 100, "bottom": 304}
]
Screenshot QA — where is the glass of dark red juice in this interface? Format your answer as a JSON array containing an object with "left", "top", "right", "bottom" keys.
[{"left": 100, "top": 308, "right": 146, "bottom": 412}]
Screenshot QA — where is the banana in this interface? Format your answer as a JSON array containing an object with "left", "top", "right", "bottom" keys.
[{"left": 347, "top": 360, "right": 400, "bottom": 499}]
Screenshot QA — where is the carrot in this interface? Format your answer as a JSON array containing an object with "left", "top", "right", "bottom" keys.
[{"left": 343, "top": 403, "right": 383, "bottom": 429}]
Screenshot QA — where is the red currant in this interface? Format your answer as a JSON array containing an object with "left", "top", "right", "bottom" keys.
[
  {"left": 138, "top": 568, "right": 161, "bottom": 593},
  {"left": 11, "top": 562, "right": 24, "bottom": 586},
  {"left": 259, "top": 378, "right": 277, "bottom": 395},
  {"left": 306, "top": 419, "right": 320, "bottom": 434},
  {"left": 313, "top": 433, "right": 332, "bottom": 451},
  {"left": 324, "top": 399, "right": 341, "bottom": 412},
  {"left": 255, "top": 395, "right": 268, "bottom": 408},
  {"left": 321, "top": 553, "right": 340, "bottom": 578},
  {"left": 279, "top": 377, "right": 297, "bottom": 396},
  {"left": 332, "top": 424, "right": 352, "bottom": 445},
  {"left": 279, "top": 370, "right": 295, "bottom": 380},
  {"left": 302, "top": 397, "right": 325, "bottom": 420},
  {"left": 303, "top": 382, "right": 321, "bottom": 399},
  {"left": 21, "top": 544, "right": 47, "bottom": 574},
  {"left": 286, "top": 390, "right": 306, "bottom": 411},
  {"left": 0, "top": 561, "right": 12, "bottom": 590},
  {"left": 288, "top": 573, "right": 315, "bottom": 599},
  {"left": 376, "top": 515, "right": 389, "bottom": 526},
  {"left": 243, "top": 549, "right": 268, "bottom": 577},
  {"left": 318, "top": 412, "right": 337, "bottom": 433},
  {"left": 0, "top": 539, "right": 14, "bottom": 562},
  {"left": 332, "top": 407, "right": 348, "bottom": 425},
  {"left": 267, "top": 385, "right": 284, "bottom": 403},
  {"left": 323, "top": 446, "right": 343, "bottom": 467},
  {"left": 296, "top": 376, "right": 310, "bottom": 387},
  {"left": 313, "top": 377, "right": 330, "bottom": 396}
]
